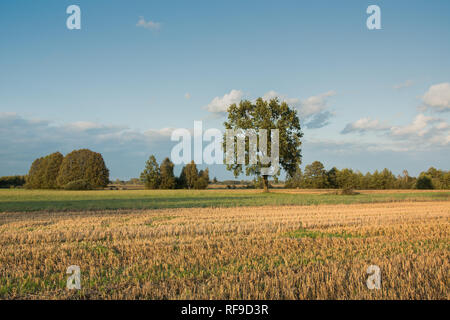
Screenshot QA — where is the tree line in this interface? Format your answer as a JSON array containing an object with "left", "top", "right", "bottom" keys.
[
  {"left": 24, "top": 149, "right": 109, "bottom": 190},
  {"left": 0, "top": 176, "right": 26, "bottom": 188},
  {"left": 140, "top": 156, "right": 210, "bottom": 189},
  {"left": 285, "top": 161, "right": 450, "bottom": 190}
]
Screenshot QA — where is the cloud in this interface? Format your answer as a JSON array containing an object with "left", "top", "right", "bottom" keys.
[
  {"left": 262, "top": 90, "right": 300, "bottom": 107},
  {"left": 260, "top": 90, "right": 336, "bottom": 129},
  {"left": 340, "top": 113, "right": 449, "bottom": 150},
  {"left": 136, "top": 17, "right": 161, "bottom": 30},
  {"left": 205, "top": 89, "right": 336, "bottom": 129},
  {"left": 298, "top": 90, "right": 336, "bottom": 118},
  {"left": 393, "top": 80, "right": 414, "bottom": 90},
  {"left": 205, "top": 89, "right": 243, "bottom": 113},
  {"left": 388, "top": 114, "right": 449, "bottom": 148},
  {"left": 390, "top": 114, "right": 438, "bottom": 137},
  {"left": 341, "top": 117, "right": 390, "bottom": 134},
  {"left": 304, "top": 111, "right": 334, "bottom": 129},
  {"left": 0, "top": 113, "right": 175, "bottom": 178},
  {"left": 421, "top": 82, "right": 450, "bottom": 112}
]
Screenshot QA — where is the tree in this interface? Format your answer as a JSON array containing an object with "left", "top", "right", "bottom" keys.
[
  {"left": 199, "top": 168, "right": 210, "bottom": 184},
  {"left": 25, "top": 157, "right": 45, "bottom": 189},
  {"left": 0, "top": 176, "right": 26, "bottom": 188},
  {"left": 416, "top": 174, "right": 433, "bottom": 189},
  {"left": 303, "top": 161, "right": 328, "bottom": 188},
  {"left": 285, "top": 167, "right": 303, "bottom": 188},
  {"left": 336, "top": 168, "right": 358, "bottom": 191},
  {"left": 140, "top": 155, "right": 161, "bottom": 189},
  {"left": 25, "top": 152, "right": 64, "bottom": 189},
  {"left": 42, "top": 152, "right": 64, "bottom": 189},
  {"left": 184, "top": 161, "right": 199, "bottom": 189},
  {"left": 56, "top": 149, "right": 109, "bottom": 188},
  {"left": 159, "top": 157, "right": 176, "bottom": 189},
  {"left": 379, "top": 168, "right": 396, "bottom": 189},
  {"left": 326, "top": 167, "right": 339, "bottom": 189},
  {"left": 176, "top": 166, "right": 188, "bottom": 189},
  {"left": 193, "top": 176, "right": 208, "bottom": 189},
  {"left": 223, "top": 97, "right": 303, "bottom": 192}
]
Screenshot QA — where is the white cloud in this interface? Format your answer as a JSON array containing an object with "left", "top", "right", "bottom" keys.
[
  {"left": 205, "top": 89, "right": 336, "bottom": 128},
  {"left": 205, "top": 89, "right": 243, "bottom": 113},
  {"left": 341, "top": 117, "right": 390, "bottom": 134},
  {"left": 393, "top": 80, "right": 414, "bottom": 90},
  {"left": 298, "top": 90, "right": 336, "bottom": 118},
  {"left": 0, "top": 113, "right": 175, "bottom": 177},
  {"left": 260, "top": 90, "right": 336, "bottom": 129},
  {"left": 421, "top": 82, "right": 450, "bottom": 112},
  {"left": 136, "top": 17, "right": 161, "bottom": 30},
  {"left": 341, "top": 113, "right": 450, "bottom": 149},
  {"left": 390, "top": 114, "right": 437, "bottom": 137}
]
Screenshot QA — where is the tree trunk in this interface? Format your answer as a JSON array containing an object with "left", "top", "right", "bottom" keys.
[{"left": 262, "top": 175, "right": 269, "bottom": 193}]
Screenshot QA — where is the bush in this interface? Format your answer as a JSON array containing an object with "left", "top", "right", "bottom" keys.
[{"left": 63, "top": 179, "right": 93, "bottom": 190}]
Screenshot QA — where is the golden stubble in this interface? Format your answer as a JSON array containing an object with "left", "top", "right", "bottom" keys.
[{"left": 0, "top": 201, "right": 449, "bottom": 299}]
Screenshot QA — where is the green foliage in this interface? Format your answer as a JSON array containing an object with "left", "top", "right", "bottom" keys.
[
  {"left": 303, "top": 161, "right": 328, "bottom": 188},
  {"left": 223, "top": 97, "right": 303, "bottom": 191},
  {"left": 159, "top": 158, "right": 176, "bottom": 189},
  {"left": 25, "top": 152, "right": 64, "bottom": 189},
  {"left": 0, "top": 176, "right": 26, "bottom": 188},
  {"left": 184, "top": 161, "right": 199, "bottom": 189},
  {"left": 284, "top": 162, "right": 449, "bottom": 191},
  {"left": 193, "top": 177, "right": 208, "bottom": 189},
  {"left": 416, "top": 174, "right": 434, "bottom": 189},
  {"left": 56, "top": 149, "right": 109, "bottom": 189},
  {"left": 140, "top": 155, "right": 161, "bottom": 189},
  {"left": 63, "top": 179, "right": 92, "bottom": 190},
  {"left": 336, "top": 168, "right": 358, "bottom": 191},
  {"left": 42, "top": 152, "right": 64, "bottom": 189}
]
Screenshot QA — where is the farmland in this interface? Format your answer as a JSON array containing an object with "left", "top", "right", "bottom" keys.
[
  {"left": 0, "top": 188, "right": 449, "bottom": 212},
  {"left": 0, "top": 189, "right": 449, "bottom": 299}
]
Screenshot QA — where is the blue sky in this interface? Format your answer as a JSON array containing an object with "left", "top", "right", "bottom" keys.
[{"left": 1, "top": 0, "right": 449, "bottom": 180}]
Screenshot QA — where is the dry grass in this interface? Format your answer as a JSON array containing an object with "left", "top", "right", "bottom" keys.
[{"left": 0, "top": 201, "right": 449, "bottom": 299}]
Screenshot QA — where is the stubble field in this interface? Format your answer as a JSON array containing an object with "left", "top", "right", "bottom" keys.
[{"left": 0, "top": 191, "right": 448, "bottom": 300}]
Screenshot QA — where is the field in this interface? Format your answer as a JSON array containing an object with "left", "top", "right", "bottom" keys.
[
  {"left": 0, "top": 189, "right": 449, "bottom": 212},
  {"left": 0, "top": 189, "right": 449, "bottom": 299}
]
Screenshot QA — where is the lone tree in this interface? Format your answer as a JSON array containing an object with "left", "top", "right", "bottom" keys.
[
  {"left": 223, "top": 97, "right": 303, "bottom": 192},
  {"left": 140, "top": 155, "right": 161, "bottom": 189}
]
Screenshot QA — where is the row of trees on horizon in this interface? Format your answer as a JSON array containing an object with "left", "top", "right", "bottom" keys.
[
  {"left": 285, "top": 161, "right": 450, "bottom": 190},
  {"left": 140, "top": 156, "right": 210, "bottom": 190},
  {"left": 1, "top": 151, "right": 449, "bottom": 190}
]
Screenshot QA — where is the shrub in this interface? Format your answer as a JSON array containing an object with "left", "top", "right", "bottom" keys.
[{"left": 63, "top": 179, "right": 92, "bottom": 190}]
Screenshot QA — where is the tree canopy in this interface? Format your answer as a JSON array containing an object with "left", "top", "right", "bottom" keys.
[{"left": 223, "top": 97, "right": 303, "bottom": 192}]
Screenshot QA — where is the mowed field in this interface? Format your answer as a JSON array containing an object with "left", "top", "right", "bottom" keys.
[
  {"left": 0, "top": 188, "right": 449, "bottom": 212},
  {"left": 0, "top": 189, "right": 449, "bottom": 299}
]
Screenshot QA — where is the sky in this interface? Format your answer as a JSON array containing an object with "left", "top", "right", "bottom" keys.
[{"left": 1, "top": 0, "right": 449, "bottom": 180}]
